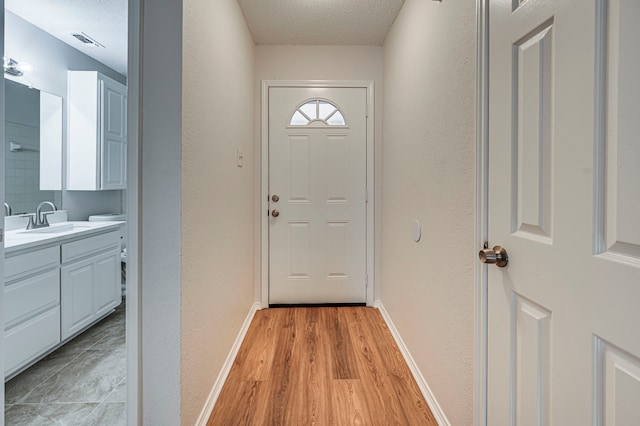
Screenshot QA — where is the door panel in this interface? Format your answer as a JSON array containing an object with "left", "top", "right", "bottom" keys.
[
  {"left": 288, "top": 135, "right": 311, "bottom": 202},
  {"left": 513, "top": 20, "right": 553, "bottom": 242},
  {"left": 595, "top": 339, "right": 640, "bottom": 424},
  {"left": 269, "top": 87, "right": 367, "bottom": 304},
  {"left": 487, "top": 0, "right": 640, "bottom": 424},
  {"left": 601, "top": 0, "right": 640, "bottom": 261}
]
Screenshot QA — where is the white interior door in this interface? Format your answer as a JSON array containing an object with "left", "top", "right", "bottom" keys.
[
  {"left": 487, "top": 0, "right": 640, "bottom": 424},
  {"left": 268, "top": 87, "right": 367, "bottom": 305}
]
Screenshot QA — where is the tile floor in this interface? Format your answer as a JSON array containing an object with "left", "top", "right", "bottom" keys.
[{"left": 4, "top": 301, "right": 126, "bottom": 425}]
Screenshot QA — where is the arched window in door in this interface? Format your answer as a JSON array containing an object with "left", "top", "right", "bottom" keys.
[{"left": 289, "top": 98, "right": 347, "bottom": 127}]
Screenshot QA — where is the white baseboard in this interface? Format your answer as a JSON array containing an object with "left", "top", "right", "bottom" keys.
[
  {"left": 374, "top": 300, "right": 451, "bottom": 426},
  {"left": 195, "top": 302, "right": 263, "bottom": 426}
]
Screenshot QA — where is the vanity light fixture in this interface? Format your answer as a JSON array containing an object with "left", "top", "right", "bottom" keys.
[{"left": 3, "top": 57, "right": 31, "bottom": 77}]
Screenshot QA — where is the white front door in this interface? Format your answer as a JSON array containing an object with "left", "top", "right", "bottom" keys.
[
  {"left": 268, "top": 87, "right": 367, "bottom": 305},
  {"left": 487, "top": 0, "right": 640, "bottom": 424}
]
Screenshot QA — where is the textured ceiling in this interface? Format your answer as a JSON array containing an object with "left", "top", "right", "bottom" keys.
[
  {"left": 5, "top": 0, "right": 128, "bottom": 76},
  {"left": 237, "top": 0, "right": 405, "bottom": 45},
  {"left": 4, "top": 0, "right": 404, "bottom": 77}
]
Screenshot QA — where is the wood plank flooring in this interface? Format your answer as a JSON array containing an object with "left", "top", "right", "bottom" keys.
[{"left": 208, "top": 307, "right": 437, "bottom": 425}]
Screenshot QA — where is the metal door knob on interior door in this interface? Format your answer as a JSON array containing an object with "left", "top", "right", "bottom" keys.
[{"left": 479, "top": 245, "right": 508, "bottom": 267}]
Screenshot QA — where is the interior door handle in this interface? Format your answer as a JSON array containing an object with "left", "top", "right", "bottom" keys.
[
  {"left": 479, "top": 245, "right": 508, "bottom": 267},
  {"left": 271, "top": 209, "right": 279, "bottom": 217}
]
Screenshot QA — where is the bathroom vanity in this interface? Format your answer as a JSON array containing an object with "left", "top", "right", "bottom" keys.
[{"left": 3, "top": 221, "right": 123, "bottom": 378}]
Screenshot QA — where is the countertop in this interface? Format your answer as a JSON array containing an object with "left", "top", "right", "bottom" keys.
[{"left": 4, "top": 221, "right": 124, "bottom": 254}]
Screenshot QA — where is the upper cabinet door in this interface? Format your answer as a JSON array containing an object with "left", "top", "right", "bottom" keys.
[
  {"left": 67, "top": 71, "right": 127, "bottom": 191},
  {"left": 101, "top": 79, "right": 127, "bottom": 190}
]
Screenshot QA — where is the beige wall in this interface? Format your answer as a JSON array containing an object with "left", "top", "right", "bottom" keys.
[
  {"left": 255, "top": 45, "right": 384, "bottom": 300},
  {"left": 181, "top": 0, "right": 256, "bottom": 423},
  {"left": 381, "top": 1, "right": 477, "bottom": 424}
]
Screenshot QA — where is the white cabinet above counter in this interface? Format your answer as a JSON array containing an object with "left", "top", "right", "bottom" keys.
[{"left": 67, "top": 71, "right": 127, "bottom": 191}]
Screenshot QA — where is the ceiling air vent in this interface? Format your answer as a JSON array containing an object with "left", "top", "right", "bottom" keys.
[{"left": 72, "top": 32, "right": 105, "bottom": 48}]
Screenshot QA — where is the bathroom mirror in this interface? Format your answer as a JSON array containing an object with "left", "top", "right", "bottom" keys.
[{"left": 5, "top": 78, "right": 62, "bottom": 215}]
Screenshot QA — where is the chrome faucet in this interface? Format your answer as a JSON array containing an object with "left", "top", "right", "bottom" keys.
[
  {"left": 33, "top": 201, "right": 58, "bottom": 228},
  {"left": 4, "top": 202, "right": 11, "bottom": 217}
]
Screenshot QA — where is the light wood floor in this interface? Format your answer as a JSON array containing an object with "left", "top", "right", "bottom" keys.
[{"left": 208, "top": 307, "right": 437, "bottom": 425}]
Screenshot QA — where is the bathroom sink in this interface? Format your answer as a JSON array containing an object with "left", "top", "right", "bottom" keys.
[{"left": 18, "top": 223, "right": 92, "bottom": 234}]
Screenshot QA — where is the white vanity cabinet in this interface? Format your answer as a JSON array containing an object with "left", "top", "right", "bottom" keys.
[
  {"left": 67, "top": 71, "right": 127, "bottom": 190},
  {"left": 61, "top": 230, "right": 121, "bottom": 340},
  {"left": 4, "top": 246, "right": 61, "bottom": 377},
  {"left": 4, "top": 224, "right": 123, "bottom": 378}
]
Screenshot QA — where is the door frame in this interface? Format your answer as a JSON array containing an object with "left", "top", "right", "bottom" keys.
[
  {"left": 0, "top": 3, "right": 6, "bottom": 423},
  {"left": 127, "top": 0, "right": 141, "bottom": 424},
  {"left": 475, "top": 1, "right": 489, "bottom": 425},
  {"left": 0, "top": 2, "right": 141, "bottom": 424},
  {"left": 260, "top": 80, "right": 375, "bottom": 307}
]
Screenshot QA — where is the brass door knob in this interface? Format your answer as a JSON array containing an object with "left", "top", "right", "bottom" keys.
[
  {"left": 271, "top": 209, "right": 280, "bottom": 217},
  {"left": 479, "top": 245, "right": 508, "bottom": 267}
]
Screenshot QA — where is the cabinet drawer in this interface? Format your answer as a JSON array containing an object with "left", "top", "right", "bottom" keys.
[
  {"left": 5, "top": 246, "right": 59, "bottom": 282},
  {"left": 4, "top": 269, "right": 60, "bottom": 329},
  {"left": 5, "top": 306, "right": 60, "bottom": 377},
  {"left": 62, "top": 230, "right": 120, "bottom": 264}
]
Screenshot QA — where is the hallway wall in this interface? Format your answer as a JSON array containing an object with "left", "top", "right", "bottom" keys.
[
  {"left": 182, "top": 0, "right": 256, "bottom": 424},
  {"left": 381, "top": 1, "right": 477, "bottom": 424}
]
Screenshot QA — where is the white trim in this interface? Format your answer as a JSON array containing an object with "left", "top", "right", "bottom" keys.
[
  {"left": 0, "top": 2, "right": 5, "bottom": 423},
  {"left": 475, "top": 1, "right": 489, "bottom": 425},
  {"left": 374, "top": 301, "right": 451, "bottom": 426},
  {"left": 127, "top": 0, "right": 141, "bottom": 424},
  {"left": 195, "top": 302, "right": 263, "bottom": 426},
  {"left": 259, "top": 80, "right": 376, "bottom": 307}
]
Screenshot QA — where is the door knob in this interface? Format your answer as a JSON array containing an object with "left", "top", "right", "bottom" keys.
[
  {"left": 479, "top": 245, "right": 508, "bottom": 267},
  {"left": 271, "top": 195, "right": 280, "bottom": 202},
  {"left": 271, "top": 209, "right": 280, "bottom": 217}
]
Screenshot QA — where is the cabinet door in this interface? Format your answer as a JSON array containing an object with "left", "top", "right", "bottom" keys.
[
  {"left": 68, "top": 71, "right": 127, "bottom": 191},
  {"left": 61, "top": 248, "right": 122, "bottom": 341},
  {"left": 94, "top": 250, "right": 121, "bottom": 318},
  {"left": 101, "top": 78, "right": 127, "bottom": 190},
  {"left": 61, "top": 258, "right": 96, "bottom": 340}
]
